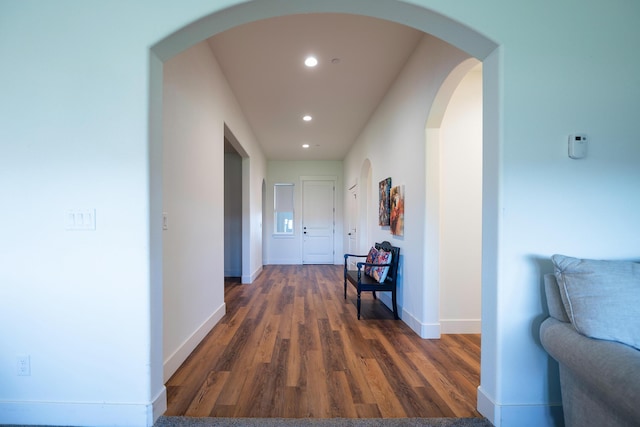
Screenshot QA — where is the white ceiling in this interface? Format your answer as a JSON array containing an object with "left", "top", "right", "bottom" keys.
[{"left": 208, "top": 13, "right": 424, "bottom": 161}]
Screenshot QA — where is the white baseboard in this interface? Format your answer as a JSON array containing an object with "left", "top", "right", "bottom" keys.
[
  {"left": 151, "top": 386, "right": 167, "bottom": 425},
  {"left": 440, "top": 318, "right": 481, "bottom": 334},
  {"left": 389, "top": 302, "right": 479, "bottom": 337},
  {"left": 266, "top": 258, "right": 300, "bottom": 265},
  {"left": 0, "top": 397, "right": 162, "bottom": 427},
  {"left": 243, "top": 265, "right": 263, "bottom": 283},
  {"left": 383, "top": 299, "right": 479, "bottom": 337},
  {"left": 477, "top": 386, "right": 499, "bottom": 425},
  {"left": 477, "top": 386, "right": 564, "bottom": 427},
  {"left": 399, "top": 304, "right": 440, "bottom": 339},
  {"left": 163, "top": 302, "right": 226, "bottom": 381}
]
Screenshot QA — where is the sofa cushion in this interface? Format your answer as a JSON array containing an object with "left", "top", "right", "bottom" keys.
[{"left": 552, "top": 254, "right": 640, "bottom": 350}]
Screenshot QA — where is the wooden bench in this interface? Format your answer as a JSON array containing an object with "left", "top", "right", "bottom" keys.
[{"left": 343, "top": 241, "right": 400, "bottom": 320}]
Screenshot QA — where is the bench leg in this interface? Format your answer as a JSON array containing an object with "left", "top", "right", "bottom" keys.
[
  {"left": 372, "top": 290, "right": 377, "bottom": 300},
  {"left": 392, "top": 290, "right": 399, "bottom": 320},
  {"left": 357, "top": 290, "right": 361, "bottom": 320},
  {"left": 343, "top": 268, "right": 347, "bottom": 299}
]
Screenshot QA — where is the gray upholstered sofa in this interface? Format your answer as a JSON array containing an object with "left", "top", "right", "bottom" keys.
[{"left": 540, "top": 255, "right": 640, "bottom": 427}]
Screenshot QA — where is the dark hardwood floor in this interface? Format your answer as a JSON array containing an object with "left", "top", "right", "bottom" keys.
[{"left": 165, "top": 265, "right": 482, "bottom": 419}]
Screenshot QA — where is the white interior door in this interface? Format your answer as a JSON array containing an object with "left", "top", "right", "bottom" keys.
[{"left": 302, "top": 179, "right": 335, "bottom": 264}]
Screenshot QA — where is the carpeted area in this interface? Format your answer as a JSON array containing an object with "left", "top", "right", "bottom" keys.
[
  {"left": 154, "top": 416, "right": 493, "bottom": 427},
  {"left": 2, "top": 416, "right": 493, "bottom": 427}
]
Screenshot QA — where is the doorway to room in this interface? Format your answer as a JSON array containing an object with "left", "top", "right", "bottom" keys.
[
  {"left": 224, "top": 136, "right": 243, "bottom": 280},
  {"left": 424, "top": 59, "right": 483, "bottom": 335}
]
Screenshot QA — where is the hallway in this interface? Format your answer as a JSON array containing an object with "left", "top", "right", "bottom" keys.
[{"left": 165, "top": 265, "right": 481, "bottom": 419}]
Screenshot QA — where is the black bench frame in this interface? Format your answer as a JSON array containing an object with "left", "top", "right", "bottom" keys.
[{"left": 343, "top": 241, "right": 400, "bottom": 320}]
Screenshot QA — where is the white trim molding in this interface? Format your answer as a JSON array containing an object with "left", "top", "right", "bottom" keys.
[
  {"left": 243, "top": 265, "right": 263, "bottom": 284},
  {"left": 440, "top": 318, "right": 482, "bottom": 334},
  {"left": 163, "top": 302, "right": 226, "bottom": 381},
  {"left": 478, "top": 386, "right": 564, "bottom": 427},
  {"left": 400, "top": 305, "right": 440, "bottom": 339},
  {"left": 0, "top": 396, "right": 165, "bottom": 427}
]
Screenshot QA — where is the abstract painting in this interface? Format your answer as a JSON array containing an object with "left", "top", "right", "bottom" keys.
[
  {"left": 378, "top": 177, "right": 391, "bottom": 226},
  {"left": 390, "top": 185, "right": 404, "bottom": 236}
]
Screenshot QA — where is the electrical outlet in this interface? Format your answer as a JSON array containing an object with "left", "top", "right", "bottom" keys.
[{"left": 17, "top": 355, "right": 30, "bottom": 376}]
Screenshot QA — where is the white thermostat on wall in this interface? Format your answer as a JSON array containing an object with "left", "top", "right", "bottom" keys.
[{"left": 568, "top": 134, "right": 588, "bottom": 159}]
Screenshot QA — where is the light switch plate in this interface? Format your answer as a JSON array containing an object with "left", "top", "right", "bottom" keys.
[{"left": 66, "top": 209, "right": 96, "bottom": 230}]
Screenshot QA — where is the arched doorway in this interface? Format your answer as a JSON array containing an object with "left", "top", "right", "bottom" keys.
[
  {"left": 426, "top": 59, "right": 483, "bottom": 334},
  {"left": 149, "top": 0, "right": 500, "bottom": 420}
]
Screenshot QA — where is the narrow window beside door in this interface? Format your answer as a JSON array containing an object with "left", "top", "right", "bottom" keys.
[{"left": 274, "top": 183, "right": 294, "bottom": 235}]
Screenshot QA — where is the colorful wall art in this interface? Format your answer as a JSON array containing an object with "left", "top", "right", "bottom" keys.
[
  {"left": 378, "top": 177, "right": 391, "bottom": 226},
  {"left": 390, "top": 185, "right": 404, "bottom": 236}
]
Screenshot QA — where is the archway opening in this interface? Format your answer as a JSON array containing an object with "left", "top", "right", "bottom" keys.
[
  {"left": 426, "top": 60, "right": 483, "bottom": 334},
  {"left": 149, "top": 0, "right": 500, "bottom": 421}
]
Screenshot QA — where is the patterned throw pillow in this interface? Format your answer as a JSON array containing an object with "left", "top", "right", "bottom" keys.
[
  {"left": 371, "top": 249, "right": 392, "bottom": 283},
  {"left": 364, "top": 246, "right": 378, "bottom": 276}
]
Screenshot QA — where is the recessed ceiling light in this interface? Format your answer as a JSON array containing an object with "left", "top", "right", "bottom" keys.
[
  {"left": 302, "top": 144, "right": 310, "bottom": 148},
  {"left": 304, "top": 56, "right": 318, "bottom": 67},
  {"left": 303, "top": 115, "right": 312, "bottom": 122}
]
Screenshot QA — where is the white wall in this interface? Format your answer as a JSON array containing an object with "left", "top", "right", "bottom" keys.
[
  {"left": 0, "top": 2, "right": 172, "bottom": 425},
  {"left": 266, "top": 160, "right": 344, "bottom": 265},
  {"left": 1, "top": 1, "right": 639, "bottom": 427},
  {"left": 439, "top": 65, "right": 482, "bottom": 333},
  {"left": 162, "top": 41, "right": 266, "bottom": 381},
  {"left": 344, "top": 34, "right": 471, "bottom": 338}
]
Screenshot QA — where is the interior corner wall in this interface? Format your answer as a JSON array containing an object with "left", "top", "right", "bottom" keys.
[
  {"left": 265, "top": 160, "right": 344, "bottom": 265},
  {"left": 439, "top": 66, "right": 482, "bottom": 333},
  {"left": 343, "top": 34, "right": 471, "bottom": 338},
  {"left": 162, "top": 40, "right": 266, "bottom": 381}
]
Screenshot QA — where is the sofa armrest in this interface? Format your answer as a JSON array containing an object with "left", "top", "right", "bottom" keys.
[{"left": 540, "top": 317, "right": 640, "bottom": 423}]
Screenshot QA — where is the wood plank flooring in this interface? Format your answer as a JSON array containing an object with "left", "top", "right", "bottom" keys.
[{"left": 165, "top": 265, "right": 482, "bottom": 419}]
